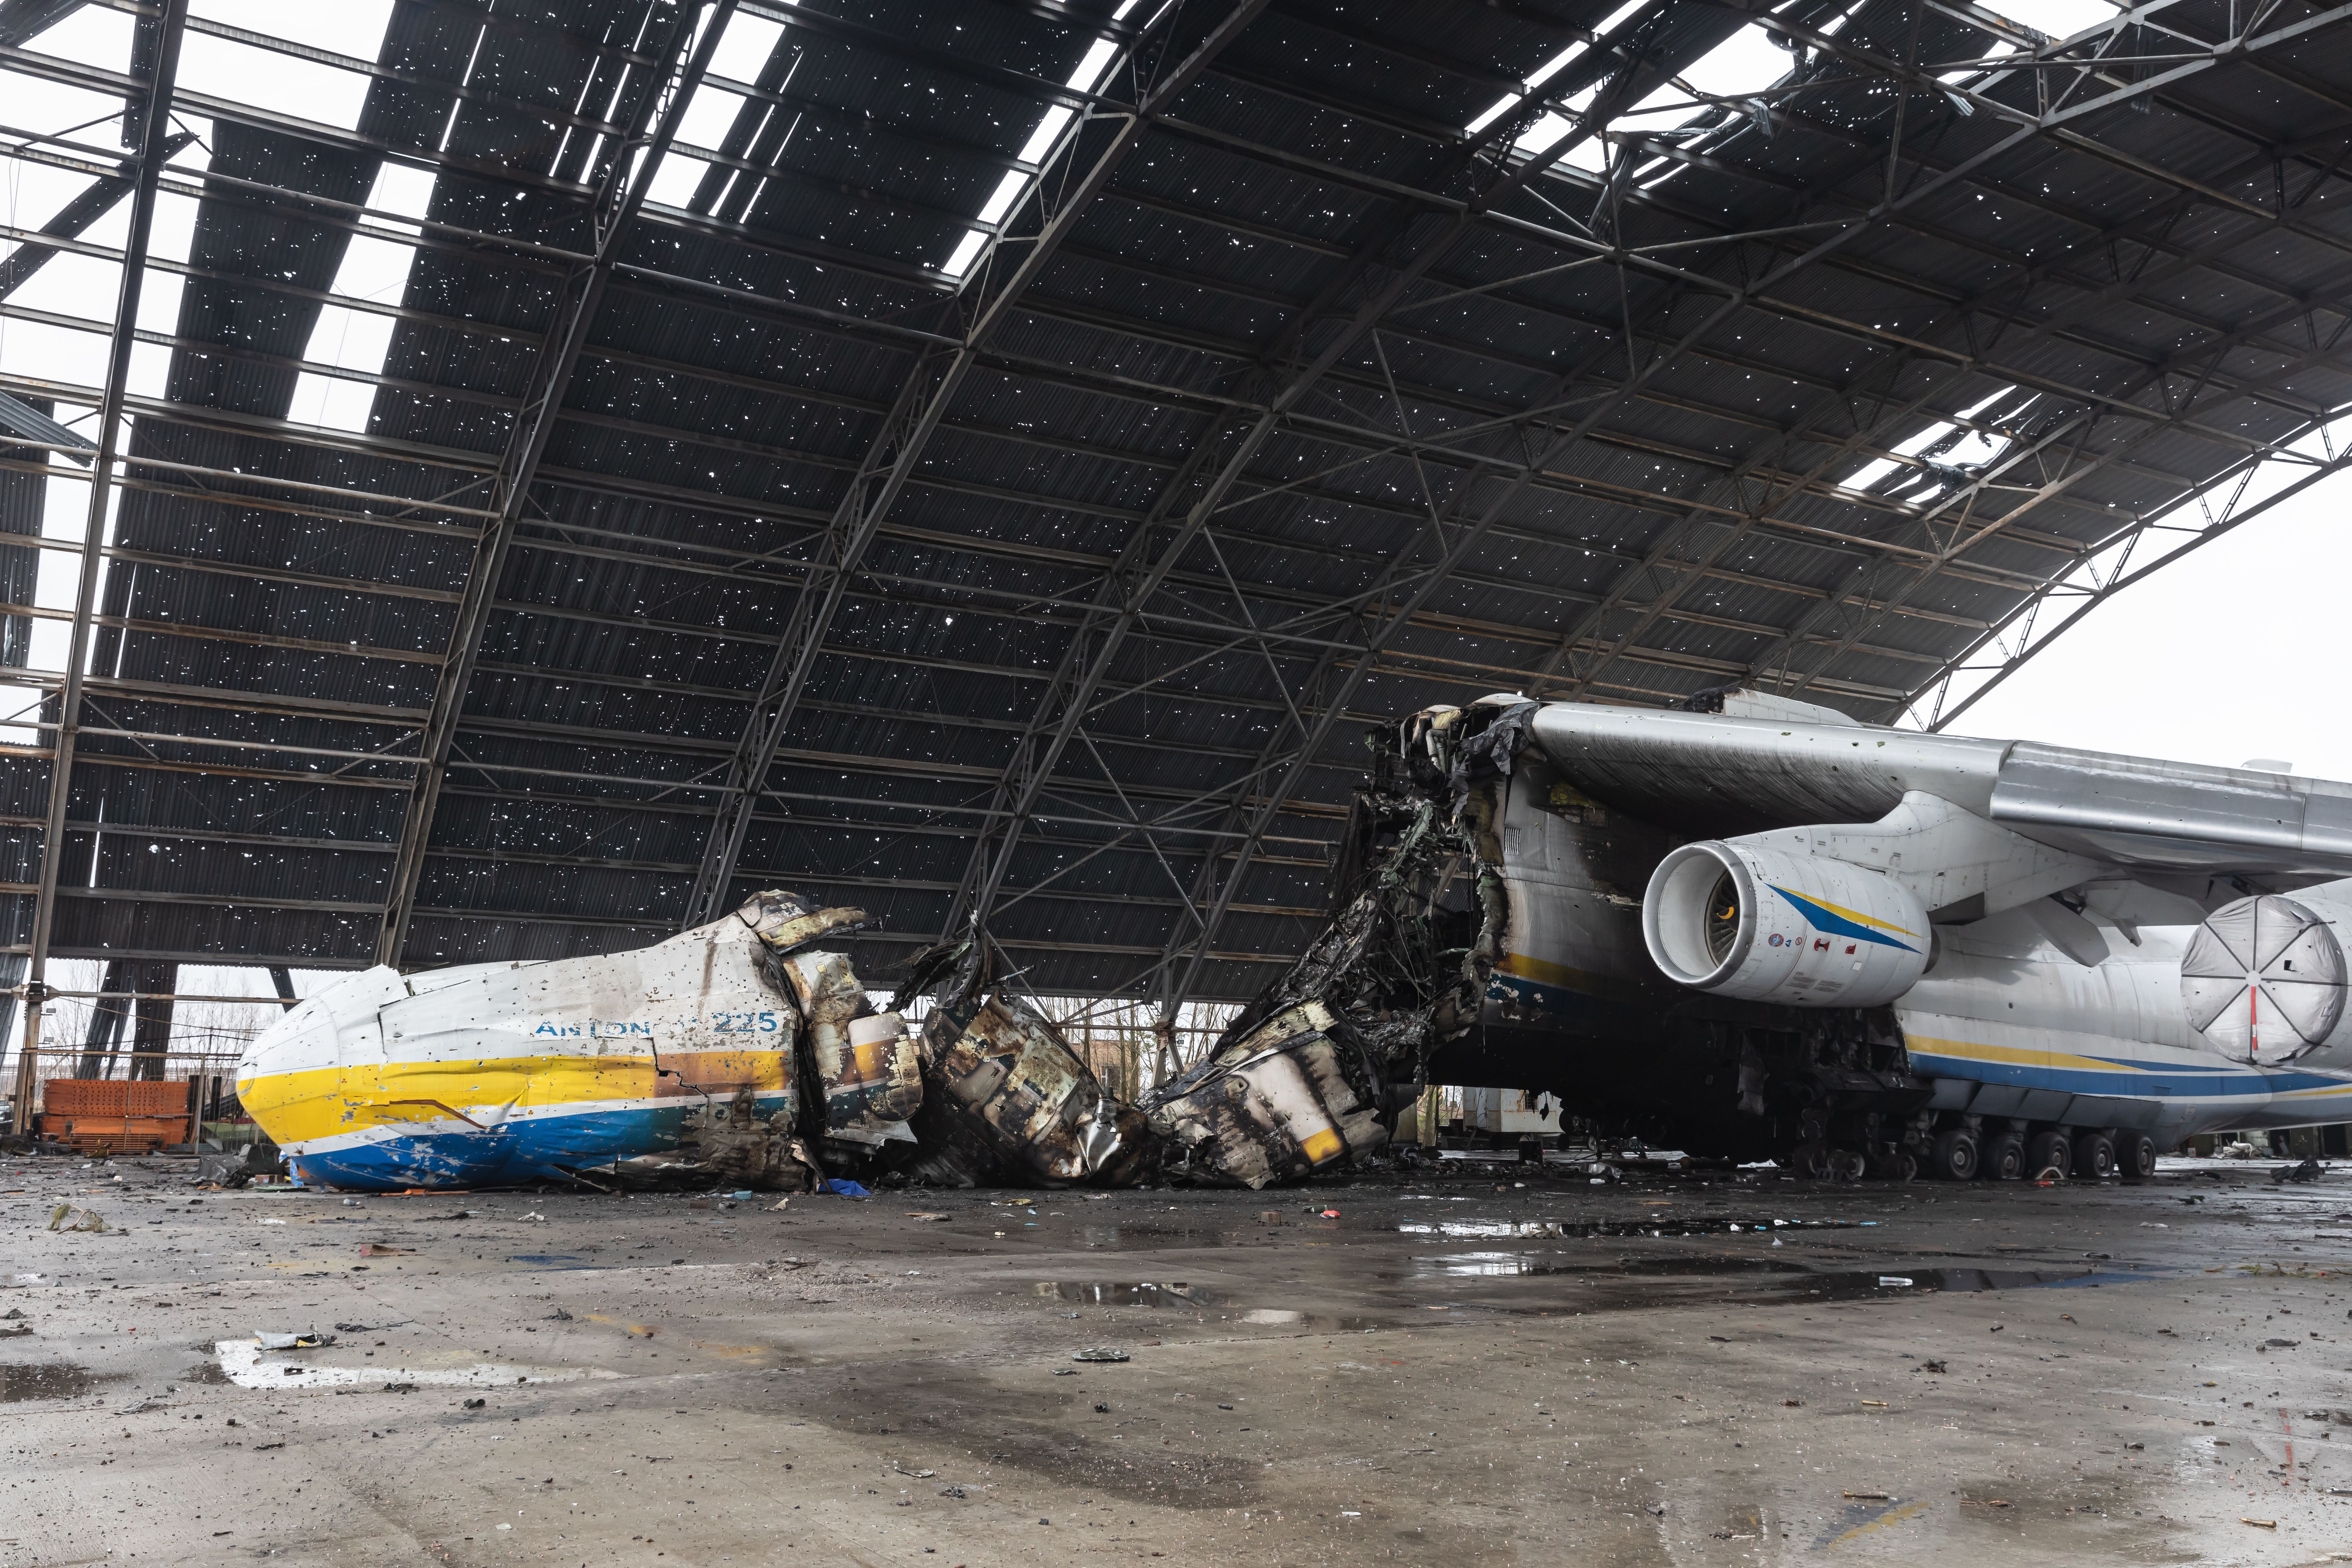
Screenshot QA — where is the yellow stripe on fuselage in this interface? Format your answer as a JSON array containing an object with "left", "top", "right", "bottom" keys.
[
  {"left": 237, "top": 1050, "right": 786, "bottom": 1146},
  {"left": 1498, "top": 951, "right": 1647, "bottom": 999}
]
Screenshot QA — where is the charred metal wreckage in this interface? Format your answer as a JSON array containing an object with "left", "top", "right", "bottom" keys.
[{"left": 237, "top": 889, "right": 1392, "bottom": 1191}]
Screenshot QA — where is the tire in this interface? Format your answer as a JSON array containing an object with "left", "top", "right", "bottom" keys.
[
  {"left": 2074, "top": 1130, "right": 2118, "bottom": 1180},
  {"left": 1983, "top": 1136, "right": 2026, "bottom": 1181},
  {"left": 1829, "top": 1149, "right": 1868, "bottom": 1183},
  {"left": 2025, "top": 1128, "right": 2071, "bottom": 1180},
  {"left": 2119, "top": 1132, "right": 2158, "bottom": 1180},
  {"left": 1930, "top": 1127, "right": 1980, "bottom": 1181},
  {"left": 1787, "top": 1141, "right": 1830, "bottom": 1180},
  {"left": 1870, "top": 1146, "right": 1919, "bottom": 1183}
]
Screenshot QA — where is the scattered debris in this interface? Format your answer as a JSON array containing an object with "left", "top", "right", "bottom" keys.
[
  {"left": 905, "top": 1212, "right": 948, "bottom": 1222},
  {"left": 46, "top": 1204, "right": 106, "bottom": 1233},
  {"left": 1072, "top": 1348, "right": 1129, "bottom": 1363},
  {"left": 1918, "top": 1360, "right": 1947, "bottom": 1374},
  {"left": 2273, "top": 1159, "right": 2323, "bottom": 1184},
  {"left": 2242, "top": 1518, "right": 2278, "bottom": 1529},
  {"left": 254, "top": 1331, "right": 334, "bottom": 1350},
  {"left": 1841, "top": 1491, "right": 1890, "bottom": 1500},
  {"left": 938, "top": 1485, "right": 967, "bottom": 1499},
  {"left": 357, "top": 1244, "right": 408, "bottom": 1257}
]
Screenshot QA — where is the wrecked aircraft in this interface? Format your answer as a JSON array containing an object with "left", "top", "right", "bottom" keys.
[
  {"left": 246, "top": 686, "right": 2349, "bottom": 1191},
  {"left": 1283, "top": 688, "right": 2352, "bottom": 1181},
  {"left": 236, "top": 892, "right": 1356, "bottom": 1191}
]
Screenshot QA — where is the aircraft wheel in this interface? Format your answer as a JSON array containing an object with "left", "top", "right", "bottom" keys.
[
  {"left": 1787, "top": 1141, "right": 1830, "bottom": 1180},
  {"left": 2119, "top": 1132, "right": 2158, "bottom": 1180},
  {"left": 1828, "top": 1149, "right": 1868, "bottom": 1183},
  {"left": 1928, "top": 1127, "right": 1979, "bottom": 1181},
  {"left": 1983, "top": 1136, "right": 2026, "bottom": 1182},
  {"left": 1870, "top": 1146, "right": 1919, "bottom": 1183},
  {"left": 2025, "top": 1128, "right": 2071, "bottom": 1181},
  {"left": 2074, "top": 1130, "right": 2118, "bottom": 1180}
]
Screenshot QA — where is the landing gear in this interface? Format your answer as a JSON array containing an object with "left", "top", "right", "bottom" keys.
[
  {"left": 2025, "top": 1127, "right": 2071, "bottom": 1180},
  {"left": 1928, "top": 1127, "right": 1979, "bottom": 1181},
  {"left": 1827, "top": 1148, "right": 1868, "bottom": 1183},
  {"left": 2074, "top": 1129, "right": 2118, "bottom": 1179},
  {"left": 1869, "top": 1144, "right": 1919, "bottom": 1183},
  {"left": 1787, "top": 1140, "right": 1830, "bottom": 1180},
  {"left": 1982, "top": 1134, "right": 2026, "bottom": 1182},
  {"left": 2119, "top": 1131, "right": 2158, "bottom": 1180}
]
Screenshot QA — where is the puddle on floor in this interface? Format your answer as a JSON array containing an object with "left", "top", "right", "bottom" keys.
[
  {"left": 1396, "top": 1217, "right": 1865, "bottom": 1240},
  {"left": 0, "top": 1363, "right": 105, "bottom": 1402},
  {"left": 1409, "top": 1259, "right": 2167, "bottom": 1306},
  {"left": 1032, "top": 1283, "right": 1381, "bottom": 1332},
  {"left": 1415, "top": 1251, "right": 1814, "bottom": 1279},
  {"left": 211, "top": 1340, "right": 625, "bottom": 1390},
  {"left": 1037, "top": 1281, "right": 1216, "bottom": 1307}
]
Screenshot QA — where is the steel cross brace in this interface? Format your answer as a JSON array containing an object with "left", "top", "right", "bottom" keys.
[
  {"left": 374, "top": 0, "right": 737, "bottom": 968},
  {"left": 14, "top": 0, "right": 188, "bottom": 1133},
  {"left": 1921, "top": 434, "right": 2352, "bottom": 735},
  {"left": 672, "top": 0, "right": 1273, "bottom": 932},
  {"left": 1755, "top": 283, "right": 2352, "bottom": 709},
  {"left": 1553, "top": 5, "right": 2352, "bottom": 707},
  {"left": 937, "top": 0, "right": 1738, "bottom": 939},
  {"left": 1154, "top": 2, "right": 2325, "bottom": 1013}
]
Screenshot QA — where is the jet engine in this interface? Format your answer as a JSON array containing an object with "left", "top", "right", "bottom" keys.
[
  {"left": 2180, "top": 893, "right": 2347, "bottom": 1064},
  {"left": 1643, "top": 840, "right": 1932, "bottom": 1008}
]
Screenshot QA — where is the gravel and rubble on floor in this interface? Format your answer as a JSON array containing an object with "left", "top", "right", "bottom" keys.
[{"left": 6, "top": 1155, "right": 2352, "bottom": 1566}]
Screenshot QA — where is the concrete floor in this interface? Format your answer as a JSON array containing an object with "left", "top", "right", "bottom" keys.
[{"left": 6, "top": 1156, "right": 2352, "bottom": 1566}]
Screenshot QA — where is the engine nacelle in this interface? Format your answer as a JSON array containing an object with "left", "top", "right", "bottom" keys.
[
  {"left": 1644, "top": 840, "right": 1933, "bottom": 1008},
  {"left": 2180, "top": 893, "right": 2348, "bottom": 1064}
]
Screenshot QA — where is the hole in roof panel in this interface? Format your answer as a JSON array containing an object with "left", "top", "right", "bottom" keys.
[
  {"left": 175, "top": 2, "right": 394, "bottom": 132},
  {"left": 1460, "top": 0, "right": 1642, "bottom": 142},
  {"left": 289, "top": 161, "right": 437, "bottom": 433},
  {"left": 938, "top": 1, "right": 1142, "bottom": 280},
  {"left": 642, "top": 10, "right": 788, "bottom": 210}
]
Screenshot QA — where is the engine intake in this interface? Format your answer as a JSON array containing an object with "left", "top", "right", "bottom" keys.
[
  {"left": 2180, "top": 893, "right": 2347, "bottom": 1064},
  {"left": 1644, "top": 841, "right": 1933, "bottom": 1008}
]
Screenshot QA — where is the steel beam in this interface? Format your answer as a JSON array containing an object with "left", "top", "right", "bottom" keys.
[
  {"left": 374, "top": 0, "right": 737, "bottom": 969},
  {"left": 1918, "top": 442, "right": 2352, "bottom": 735},
  {"left": 13, "top": 0, "right": 186, "bottom": 1134},
  {"left": 941, "top": 0, "right": 1745, "bottom": 940},
  {"left": 1158, "top": 0, "right": 2351, "bottom": 1015},
  {"left": 676, "top": 0, "right": 1273, "bottom": 930},
  {"left": 1559, "top": 13, "right": 2352, "bottom": 705}
]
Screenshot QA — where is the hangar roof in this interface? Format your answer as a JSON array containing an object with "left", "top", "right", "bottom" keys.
[{"left": 5, "top": 0, "right": 2351, "bottom": 1007}]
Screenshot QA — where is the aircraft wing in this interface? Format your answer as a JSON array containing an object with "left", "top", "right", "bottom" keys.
[{"left": 1523, "top": 701, "right": 2352, "bottom": 882}]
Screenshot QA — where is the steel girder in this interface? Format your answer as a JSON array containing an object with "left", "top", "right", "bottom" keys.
[
  {"left": 1141, "top": 0, "right": 2352, "bottom": 1015},
  {"left": 674, "top": 0, "right": 1275, "bottom": 931},
  {"left": 12, "top": 0, "right": 188, "bottom": 1131},
  {"left": 374, "top": 0, "right": 738, "bottom": 967}
]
